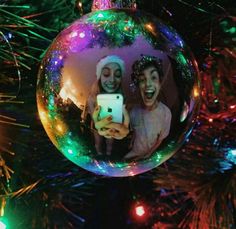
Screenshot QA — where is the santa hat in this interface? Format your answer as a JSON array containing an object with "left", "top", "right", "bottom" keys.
[{"left": 96, "top": 55, "right": 125, "bottom": 79}]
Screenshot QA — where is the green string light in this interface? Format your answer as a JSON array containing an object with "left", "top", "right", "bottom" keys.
[{"left": 0, "top": 219, "right": 7, "bottom": 229}]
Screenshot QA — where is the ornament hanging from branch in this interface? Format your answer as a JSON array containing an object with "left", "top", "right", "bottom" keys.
[{"left": 37, "top": 0, "right": 200, "bottom": 177}]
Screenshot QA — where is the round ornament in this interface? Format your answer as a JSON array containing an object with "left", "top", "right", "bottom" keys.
[{"left": 37, "top": 1, "right": 200, "bottom": 177}]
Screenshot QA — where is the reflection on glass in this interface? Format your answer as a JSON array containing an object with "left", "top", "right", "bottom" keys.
[
  {"left": 86, "top": 55, "right": 126, "bottom": 156},
  {"left": 125, "top": 55, "right": 172, "bottom": 160}
]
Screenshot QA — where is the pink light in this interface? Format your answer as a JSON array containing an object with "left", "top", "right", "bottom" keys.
[
  {"left": 70, "top": 31, "right": 78, "bottom": 38},
  {"left": 129, "top": 171, "right": 135, "bottom": 176}
]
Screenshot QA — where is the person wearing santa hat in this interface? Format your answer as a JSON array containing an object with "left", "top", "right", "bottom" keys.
[{"left": 87, "top": 55, "right": 129, "bottom": 156}]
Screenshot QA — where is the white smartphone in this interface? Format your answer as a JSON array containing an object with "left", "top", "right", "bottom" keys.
[{"left": 97, "top": 94, "right": 123, "bottom": 123}]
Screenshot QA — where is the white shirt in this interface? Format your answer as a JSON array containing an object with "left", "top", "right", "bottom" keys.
[{"left": 130, "top": 102, "right": 172, "bottom": 156}]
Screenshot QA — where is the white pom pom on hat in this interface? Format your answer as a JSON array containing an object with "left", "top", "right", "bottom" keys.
[{"left": 96, "top": 55, "right": 125, "bottom": 79}]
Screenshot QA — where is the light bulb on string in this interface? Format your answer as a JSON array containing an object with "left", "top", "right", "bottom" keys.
[
  {"left": 131, "top": 201, "right": 149, "bottom": 222},
  {"left": 135, "top": 205, "right": 146, "bottom": 217},
  {"left": 0, "top": 198, "right": 7, "bottom": 229}
]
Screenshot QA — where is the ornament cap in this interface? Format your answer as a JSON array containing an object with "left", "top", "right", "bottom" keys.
[{"left": 91, "top": 0, "right": 136, "bottom": 11}]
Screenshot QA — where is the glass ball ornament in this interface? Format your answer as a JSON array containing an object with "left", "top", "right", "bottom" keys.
[{"left": 37, "top": 8, "right": 201, "bottom": 177}]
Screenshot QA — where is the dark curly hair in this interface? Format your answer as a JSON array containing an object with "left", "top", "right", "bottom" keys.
[{"left": 131, "top": 55, "right": 164, "bottom": 85}]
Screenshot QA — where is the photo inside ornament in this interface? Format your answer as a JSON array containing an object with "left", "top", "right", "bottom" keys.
[{"left": 37, "top": 9, "right": 200, "bottom": 177}]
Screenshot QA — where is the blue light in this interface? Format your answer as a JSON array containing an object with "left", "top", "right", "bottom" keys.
[
  {"left": 226, "top": 149, "right": 236, "bottom": 164},
  {"left": 158, "top": 23, "right": 184, "bottom": 48},
  {"left": 7, "top": 33, "right": 12, "bottom": 39}
]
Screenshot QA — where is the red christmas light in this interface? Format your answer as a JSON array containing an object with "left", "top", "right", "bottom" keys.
[{"left": 135, "top": 205, "right": 145, "bottom": 217}]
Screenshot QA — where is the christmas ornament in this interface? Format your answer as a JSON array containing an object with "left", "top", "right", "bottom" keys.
[{"left": 37, "top": 0, "right": 200, "bottom": 177}]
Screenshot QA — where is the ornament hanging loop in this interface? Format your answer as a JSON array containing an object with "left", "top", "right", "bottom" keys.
[{"left": 92, "top": 0, "right": 136, "bottom": 11}]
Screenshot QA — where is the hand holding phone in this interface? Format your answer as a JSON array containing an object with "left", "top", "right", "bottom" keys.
[
  {"left": 92, "top": 94, "right": 129, "bottom": 139},
  {"left": 96, "top": 94, "right": 123, "bottom": 123}
]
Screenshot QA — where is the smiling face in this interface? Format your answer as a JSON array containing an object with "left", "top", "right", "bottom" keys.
[
  {"left": 100, "top": 62, "right": 122, "bottom": 93},
  {"left": 138, "top": 66, "right": 161, "bottom": 110}
]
